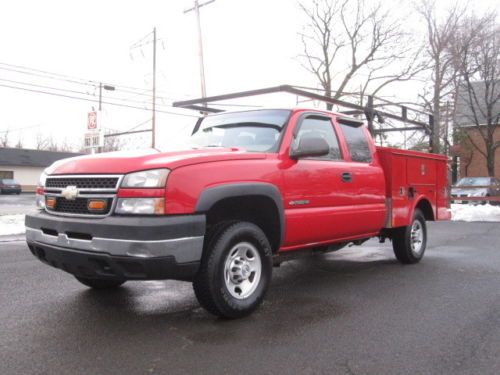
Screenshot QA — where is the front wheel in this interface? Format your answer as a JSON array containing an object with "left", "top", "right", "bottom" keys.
[
  {"left": 193, "top": 221, "right": 273, "bottom": 319},
  {"left": 392, "top": 209, "right": 427, "bottom": 264},
  {"left": 75, "top": 276, "right": 125, "bottom": 289}
]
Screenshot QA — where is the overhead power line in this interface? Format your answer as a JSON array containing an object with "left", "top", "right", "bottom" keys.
[
  {"left": 0, "top": 77, "right": 183, "bottom": 111},
  {"left": 0, "top": 62, "right": 175, "bottom": 100},
  {"left": 0, "top": 124, "right": 40, "bottom": 134},
  {"left": 0, "top": 82, "right": 200, "bottom": 118}
]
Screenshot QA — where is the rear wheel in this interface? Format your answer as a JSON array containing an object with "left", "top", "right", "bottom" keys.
[
  {"left": 75, "top": 276, "right": 125, "bottom": 289},
  {"left": 193, "top": 221, "right": 273, "bottom": 319},
  {"left": 392, "top": 209, "right": 427, "bottom": 264}
]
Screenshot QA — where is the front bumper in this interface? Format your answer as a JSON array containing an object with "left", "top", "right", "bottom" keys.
[
  {"left": 25, "top": 211, "right": 205, "bottom": 281},
  {"left": 1, "top": 187, "right": 21, "bottom": 194}
]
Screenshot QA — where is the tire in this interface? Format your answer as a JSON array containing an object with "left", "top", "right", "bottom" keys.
[
  {"left": 193, "top": 221, "right": 273, "bottom": 319},
  {"left": 75, "top": 276, "right": 125, "bottom": 289},
  {"left": 392, "top": 209, "right": 427, "bottom": 264}
]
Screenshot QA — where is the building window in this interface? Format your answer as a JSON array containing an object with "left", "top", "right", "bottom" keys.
[{"left": 0, "top": 171, "right": 14, "bottom": 179}]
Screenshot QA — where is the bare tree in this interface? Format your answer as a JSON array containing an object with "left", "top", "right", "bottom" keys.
[
  {"left": 0, "top": 130, "right": 9, "bottom": 148},
  {"left": 298, "top": 0, "right": 422, "bottom": 110},
  {"left": 57, "top": 139, "right": 75, "bottom": 152},
  {"left": 35, "top": 133, "right": 50, "bottom": 150},
  {"left": 452, "top": 14, "right": 500, "bottom": 176},
  {"left": 15, "top": 138, "right": 23, "bottom": 149},
  {"left": 103, "top": 131, "right": 124, "bottom": 152},
  {"left": 417, "top": 0, "right": 464, "bottom": 153}
]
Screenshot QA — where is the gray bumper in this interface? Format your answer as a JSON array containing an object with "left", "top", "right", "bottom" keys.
[{"left": 25, "top": 211, "right": 206, "bottom": 280}]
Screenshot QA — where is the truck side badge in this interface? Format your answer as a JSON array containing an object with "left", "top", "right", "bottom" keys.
[
  {"left": 421, "top": 164, "right": 426, "bottom": 176},
  {"left": 289, "top": 200, "right": 310, "bottom": 206}
]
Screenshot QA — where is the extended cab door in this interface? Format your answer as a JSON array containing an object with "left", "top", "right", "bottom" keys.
[
  {"left": 282, "top": 113, "right": 373, "bottom": 248},
  {"left": 335, "top": 118, "right": 386, "bottom": 234}
]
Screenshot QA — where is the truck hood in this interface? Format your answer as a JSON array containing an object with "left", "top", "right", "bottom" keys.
[{"left": 46, "top": 148, "right": 266, "bottom": 175}]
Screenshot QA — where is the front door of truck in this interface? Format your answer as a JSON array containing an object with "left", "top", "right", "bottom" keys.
[{"left": 281, "top": 113, "right": 361, "bottom": 248}]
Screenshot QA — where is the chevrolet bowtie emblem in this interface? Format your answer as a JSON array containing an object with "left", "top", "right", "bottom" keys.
[{"left": 61, "top": 185, "right": 79, "bottom": 200}]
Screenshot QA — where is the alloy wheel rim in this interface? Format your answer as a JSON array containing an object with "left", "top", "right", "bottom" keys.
[
  {"left": 223, "top": 242, "right": 262, "bottom": 299},
  {"left": 410, "top": 220, "right": 424, "bottom": 255}
]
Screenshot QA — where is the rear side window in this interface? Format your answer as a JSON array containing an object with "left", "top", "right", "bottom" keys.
[
  {"left": 339, "top": 123, "right": 372, "bottom": 163},
  {"left": 295, "top": 116, "right": 342, "bottom": 160}
]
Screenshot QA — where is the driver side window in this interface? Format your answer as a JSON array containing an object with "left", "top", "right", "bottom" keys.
[{"left": 294, "top": 116, "right": 342, "bottom": 160}]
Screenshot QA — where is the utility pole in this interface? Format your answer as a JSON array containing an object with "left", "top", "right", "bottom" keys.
[
  {"left": 97, "top": 83, "right": 115, "bottom": 153},
  {"left": 184, "top": 0, "right": 215, "bottom": 106},
  {"left": 98, "top": 83, "right": 115, "bottom": 111},
  {"left": 129, "top": 28, "right": 159, "bottom": 148},
  {"left": 152, "top": 27, "right": 157, "bottom": 148}
]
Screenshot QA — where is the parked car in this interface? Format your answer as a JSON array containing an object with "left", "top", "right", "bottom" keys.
[
  {"left": 0, "top": 179, "right": 22, "bottom": 194},
  {"left": 25, "top": 108, "right": 450, "bottom": 318},
  {"left": 451, "top": 177, "right": 500, "bottom": 204}
]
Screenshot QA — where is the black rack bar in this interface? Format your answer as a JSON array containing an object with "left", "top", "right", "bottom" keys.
[
  {"left": 182, "top": 105, "right": 224, "bottom": 113},
  {"left": 173, "top": 84, "right": 435, "bottom": 150},
  {"left": 374, "top": 126, "right": 428, "bottom": 133}
]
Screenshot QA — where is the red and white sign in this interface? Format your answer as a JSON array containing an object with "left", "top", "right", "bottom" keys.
[{"left": 87, "top": 111, "right": 98, "bottom": 130}]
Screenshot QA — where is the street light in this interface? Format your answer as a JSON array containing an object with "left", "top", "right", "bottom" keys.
[
  {"left": 97, "top": 83, "right": 115, "bottom": 153},
  {"left": 98, "top": 83, "right": 115, "bottom": 111}
]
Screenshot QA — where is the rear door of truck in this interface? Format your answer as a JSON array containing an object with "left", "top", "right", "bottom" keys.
[{"left": 334, "top": 117, "right": 386, "bottom": 234}]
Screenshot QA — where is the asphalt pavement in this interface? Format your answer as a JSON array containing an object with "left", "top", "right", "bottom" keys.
[
  {"left": 0, "top": 193, "right": 36, "bottom": 215},
  {"left": 1, "top": 221, "right": 500, "bottom": 375}
]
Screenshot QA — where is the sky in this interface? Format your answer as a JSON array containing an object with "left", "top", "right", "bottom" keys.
[{"left": 0, "top": 0, "right": 498, "bottom": 151}]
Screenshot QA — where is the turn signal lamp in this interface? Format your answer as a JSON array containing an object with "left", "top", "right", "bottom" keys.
[
  {"left": 45, "top": 197, "right": 56, "bottom": 209},
  {"left": 88, "top": 199, "right": 107, "bottom": 212}
]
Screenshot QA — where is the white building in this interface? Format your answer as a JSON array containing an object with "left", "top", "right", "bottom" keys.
[{"left": 0, "top": 148, "right": 81, "bottom": 192}]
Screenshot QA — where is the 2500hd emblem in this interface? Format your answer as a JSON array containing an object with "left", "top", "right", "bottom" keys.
[{"left": 61, "top": 185, "right": 79, "bottom": 200}]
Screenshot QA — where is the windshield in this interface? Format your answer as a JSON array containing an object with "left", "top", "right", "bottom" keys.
[
  {"left": 189, "top": 109, "right": 291, "bottom": 152},
  {"left": 456, "top": 177, "right": 491, "bottom": 186},
  {"left": 1, "top": 179, "right": 17, "bottom": 184}
]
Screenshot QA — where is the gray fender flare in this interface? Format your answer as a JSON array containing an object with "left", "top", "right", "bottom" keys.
[{"left": 195, "top": 182, "right": 285, "bottom": 246}]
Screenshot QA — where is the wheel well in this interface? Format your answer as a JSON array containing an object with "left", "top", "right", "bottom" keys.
[
  {"left": 416, "top": 199, "right": 434, "bottom": 221},
  {"left": 205, "top": 195, "right": 281, "bottom": 252}
]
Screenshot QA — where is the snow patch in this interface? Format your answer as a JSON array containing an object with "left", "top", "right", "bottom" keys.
[
  {"left": 451, "top": 204, "right": 500, "bottom": 222},
  {"left": 0, "top": 205, "right": 498, "bottom": 237},
  {"left": 0, "top": 214, "right": 26, "bottom": 236}
]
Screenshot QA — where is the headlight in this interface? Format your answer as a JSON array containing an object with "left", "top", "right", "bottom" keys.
[
  {"left": 36, "top": 172, "right": 48, "bottom": 209},
  {"left": 121, "top": 169, "right": 169, "bottom": 188},
  {"left": 115, "top": 198, "right": 165, "bottom": 215}
]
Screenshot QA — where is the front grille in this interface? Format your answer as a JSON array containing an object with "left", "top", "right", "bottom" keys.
[
  {"left": 44, "top": 174, "right": 121, "bottom": 217},
  {"left": 47, "top": 197, "right": 113, "bottom": 215},
  {"left": 46, "top": 177, "right": 119, "bottom": 190}
]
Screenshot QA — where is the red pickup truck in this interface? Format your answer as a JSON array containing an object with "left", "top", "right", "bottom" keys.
[{"left": 25, "top": 108, "right": 450, "bottom": 318}]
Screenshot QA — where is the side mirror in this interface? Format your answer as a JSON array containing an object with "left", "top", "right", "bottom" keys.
[{"left": 290, "top": 135, "right": 330, "bottom": 159}]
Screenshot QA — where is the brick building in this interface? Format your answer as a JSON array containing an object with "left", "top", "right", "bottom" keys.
[
  {"left": 454, "top": 81, "right": 500, "bottom": 179},
  {"left": 456, "top": 126, "right": 500, "bottom": 178}
]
